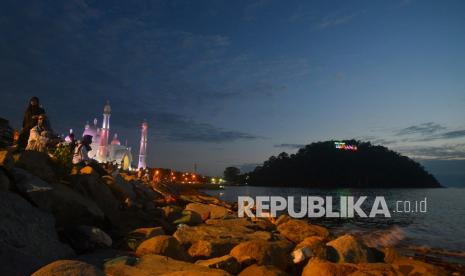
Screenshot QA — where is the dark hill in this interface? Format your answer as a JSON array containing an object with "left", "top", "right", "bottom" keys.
[{"left": 246, "top": 140, "right": 441, "bottom": 188}]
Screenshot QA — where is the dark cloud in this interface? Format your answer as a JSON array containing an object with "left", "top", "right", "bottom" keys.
[
  {"left": 110, "top": 109, "right": 261, "bottom": 143},
  {"left": 398, "top": 143, "right": 465, "bottom": 160},
  {"left": 397, "top": 122, "right": 446, "bottom": 136},
  {"left": 274, "top": 143, "right": 305, "bottom": 149},
  {"left": 369, "top": 138, "right": 398, "bottom": 145},
  {"left": 441, "top": 130, "right": 465, "bottom": 139},
  {"left": 405, "top": 128, "right": 465, "bottom": 142},
  {"left": 0, "top": 0, "right": 307, "bottom": 137},
  {"left": 357, "top": 135, "right": 398, "bottom": 145}
]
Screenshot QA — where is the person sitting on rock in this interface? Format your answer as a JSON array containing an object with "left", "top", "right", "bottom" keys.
[
  {"left": 25, "top": 114, "right": 49, "bottom": 152},
  {"left": 18, "top": 96, "right": 46, "bottom": 149},
  {"left": 72, "top": 135, "right": 108, "bottom": 176},
  {"left": 72, "top": 134, "right": 93, "bottom": 165}
]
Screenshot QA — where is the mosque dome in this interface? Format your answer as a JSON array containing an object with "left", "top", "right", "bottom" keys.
[
  {"left": 82, "top": 118, "right": 99, "bottom": 140},
  {"left": 111, "top": 133, "right": 121, "bottom": 145}
]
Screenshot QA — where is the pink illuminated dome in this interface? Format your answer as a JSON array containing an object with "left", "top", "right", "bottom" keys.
[
  {"left": 111, "top": 133, "right": 121, "bottom": 145},
  {"left": 82, "top": 118, "right": 99, "bottom": 140}
]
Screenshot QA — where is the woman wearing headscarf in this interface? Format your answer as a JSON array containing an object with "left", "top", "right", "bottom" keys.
[{"left": 18, "top": 97, "right": 46, "bottom": 149}]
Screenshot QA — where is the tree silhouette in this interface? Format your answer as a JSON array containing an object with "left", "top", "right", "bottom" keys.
[
  {"left": 243, "top": 140, "right": 441, "bottom": 188},
  {"left": 223, "top": 166, "right": 241, "bottom": 183}
]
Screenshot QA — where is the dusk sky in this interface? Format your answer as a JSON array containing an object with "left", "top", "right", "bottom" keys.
[{"left": 1, "top": 0, "right": 464, "bottom": 181}]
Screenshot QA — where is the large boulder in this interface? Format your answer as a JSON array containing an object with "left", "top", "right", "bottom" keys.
[
  {"left": 188, "top": 239, "right": 236, "bottom": 259},
  {"left": 12, "top": 167, "right": 53, "bottom": 193},
  {"left": 206, "top": 217, "right": 275, "bottom": 232},
  {"left": 163, "top": 205, "right": 184, "bottom": 222},
  {"left": 302, "top": 258, "right": 398, "bottom": 276},
  {"left": 0, "top": 150, "right": 14, "bottom": 170},
  {"left": 105, "top": 254, "right": 230, "bottom": 276},
  {"left": 277, "top": 219, "right": 329, "bottom": 243},
  {"left": 69, "top": 172, "right": 120, "bottom": 212},
  {"left": 185, "top": 203, "right": 232, "bottom": 221},
  {"left": 229, "top": 239, "right": 291, "bottom": 270},
  {"left": 124, "top": 227, "right": 165, "bottom": 250},
  {"left": 391, "top": 258, "right": 448, "bottom": 276},
  {"left": 60, "top": 225, "right": 112, "bottom": 254},
  {"left": 132, "top": 180, "right": 163, "bottom": 202},
  {"left": 238, "top": 264, "right": 288, "bottom": 276},
  {"left": 326, "top": 234, "right": 377, "bottom": 263},
  {"left": 172, "top": 210, "right": 203, "bottom": 226},
  {"left": 14, "top": 150, "right": 56, "bottom": 181},
  {"left": 69, "top": 172, "right": 123, "bottom": 227},
  {"left": 196, "top": 255, "right": 241, "bottom": 275},
  {"left": 0, "top": 191, "right": 74, "bottom": 275},
  {"left": 295, "top": 236, "right": 326, "bottom": 259},
  {"left": 11, "top": 168, "right": 105, "bottom": 227},
  {"left": 31, "top": 260, "right": 104, "bottom": 276},
  {"left": 173, "top": 223, "right": 273, "bottom": 253},
  {"left": 136, "top": 235, "right": 191, "bottom": 261},
  {"left": 108, "top": 174, "right": 138, "bottom": 202},
  {"left": 302, "top": 258, "right": 357, "bottom": 276},
  {"left": 274, "top": 214, "right": 291, "bottom": 226}
]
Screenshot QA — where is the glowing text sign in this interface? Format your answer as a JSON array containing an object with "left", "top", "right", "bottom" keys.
[{"left": 335, "top": 142, "right": 358, "bottom": 151}]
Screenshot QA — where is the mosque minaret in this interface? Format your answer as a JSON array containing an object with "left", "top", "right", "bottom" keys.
[
  {"left": 138, "top": 121, "right": 148, "bottom": 169},
  {"left": 98, "top": 101, "right": 111, "bottom": 161}
]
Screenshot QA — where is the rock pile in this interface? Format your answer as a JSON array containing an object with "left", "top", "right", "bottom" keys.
[{"left": 0, "top": 149, "right": 457, "bottom": 275}]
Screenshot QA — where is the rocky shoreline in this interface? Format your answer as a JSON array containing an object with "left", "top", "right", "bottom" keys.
[{"left": 0, "top": 150, "right": 463, "bottom": 275}]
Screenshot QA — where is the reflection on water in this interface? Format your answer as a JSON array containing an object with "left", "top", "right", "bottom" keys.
[{"left": 203, "top": 186, "right": 465, "bottom": 264}]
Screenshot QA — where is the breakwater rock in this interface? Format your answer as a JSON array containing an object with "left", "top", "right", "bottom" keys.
[{"left": 0, "top": 149, "right": 460, "bottom": 275}]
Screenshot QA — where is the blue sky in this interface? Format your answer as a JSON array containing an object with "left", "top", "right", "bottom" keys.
[{"left": 1, "top": 0, "right": 464, "bottom": 179}]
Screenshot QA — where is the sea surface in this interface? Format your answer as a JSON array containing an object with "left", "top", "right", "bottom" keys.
[{"left": 202, "top": 186, "right": 465, "bottom": 264}]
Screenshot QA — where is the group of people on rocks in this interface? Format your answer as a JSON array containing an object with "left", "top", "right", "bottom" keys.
[
  {"left": 16, "top": 97, "right": 149, "bottom": 179},
  {"left": 17, "top": 96, "right": 96, "bottom": 168},
  {"left": 18, "top": 97, "right": 51, "bottom": 151},
  {"left": 15, "top": 97, "right": 161, "bottom": 186}
]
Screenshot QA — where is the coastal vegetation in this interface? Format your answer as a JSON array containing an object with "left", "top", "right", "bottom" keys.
[{"left": 242, "top": 140, "right": 441, "bottom": 188}]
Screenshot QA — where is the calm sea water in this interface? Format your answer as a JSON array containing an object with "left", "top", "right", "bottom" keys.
[{"left": 203, "top": 186, "right": 465, "bottom": 264}]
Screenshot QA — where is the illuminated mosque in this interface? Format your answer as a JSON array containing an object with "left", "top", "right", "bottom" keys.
[{"left": 81, "top": 101, "right": 148, "bottom": 170}]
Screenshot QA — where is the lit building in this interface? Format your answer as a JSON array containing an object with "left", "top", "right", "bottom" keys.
[
  {"left": 81, "top": 101, "right": 133, "bottom": 170},
  {"left": 138, "top": 121, "right": 148, "bottom": 169}
]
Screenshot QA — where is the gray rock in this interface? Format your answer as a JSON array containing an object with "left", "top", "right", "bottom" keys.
[
  {"left": 12, "top": 167, "right": 53, "bottom": 193},
  {"left": 61, "top": 225, "right": 112, "bottom": 253},
  {"left": 69, "top": 173, "right": 122, "bottom": 226},
  {"left": 14, "top": 151, "right": 56, "bottom": 182},
  {"left": 0, "top": 191, "right": 74, "bottom": 275},
  {"left": 0, "top": 168, "right": 10, "bottom": 191},
  {"left": 11, "top": 168, "right": 105, "bottom": 227}
]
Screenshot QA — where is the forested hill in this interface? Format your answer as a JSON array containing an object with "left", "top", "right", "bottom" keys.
[{"left": 246, "top": 140, "right": 441, "bottom": 188}]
